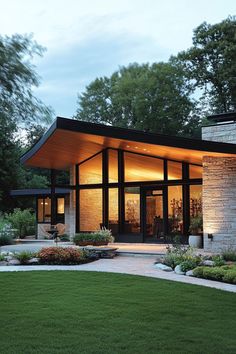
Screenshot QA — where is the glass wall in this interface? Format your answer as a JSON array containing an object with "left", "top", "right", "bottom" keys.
[
  {"left": 37, "top": 197, "right": 65, "bottom": 223},
  {"left": 108, "top": 149, "right": 118, "bottom": 183},
  {"left": 108, "top": 188, "right": 119, "bottom": 235},
  {"left": 124, "top": 187, "right": 140, "bottom": 233},
  {"left": 80, "top": 189, "right": 103, "bottom": 231},
  {"left": 190, "top": 185, "right": 203, "bottom": 232},
  {"left": 124, "top": 152, "right": 164, "bottom": 182},
  {"left": 168, "top": 161, "right": 182, "bottom": 180},
  {"left": 168, "top": 186, "right": 183, "bottom": 234},
  {"left": 79, "top": 153, "right": 102, "bottom": 184},
  {"left": 189, "top": 164, "right": 203, "bottom": 179}
]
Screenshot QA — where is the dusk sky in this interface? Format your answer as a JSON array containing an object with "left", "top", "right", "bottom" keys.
[{"left": 0, "top": 0, "right": 235, "bottom": 118}]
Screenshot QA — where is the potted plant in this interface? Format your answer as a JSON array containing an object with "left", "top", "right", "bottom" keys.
[
  {"left": 188, "top": 216, "right": 203, "bottom": 248},
  {"left": 73, "top": 228, "right": 114, "bottom": 246}
]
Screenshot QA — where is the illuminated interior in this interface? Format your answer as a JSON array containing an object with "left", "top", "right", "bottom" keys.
[
  {"left": 77, "top": 147, "right": 203, "bottom": 243},
  {"left": 124, "top": 152, "right": 164, "bottom": 182},
  {"left": 37, "top": 197, "right": 65, "bottom": 223}
]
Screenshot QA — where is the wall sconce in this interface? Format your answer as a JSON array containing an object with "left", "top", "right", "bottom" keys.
[{"left": 208, "top": 233, "right": 213, "bottom": 241}]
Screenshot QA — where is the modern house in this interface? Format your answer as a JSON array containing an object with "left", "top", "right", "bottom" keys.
[{"left": 20, "top": 112, "right": 236, "bottom": 251}]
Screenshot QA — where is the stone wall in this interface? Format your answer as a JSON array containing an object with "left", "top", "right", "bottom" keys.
[
  {"left": 203, "top": 156, "right": 236, "bottom": 251},
  {"left": 202, "top": 122, "right": 236, "bottom": 143},
  {"left": 65, "top": 165, "right": 76, "bottom": 236}
]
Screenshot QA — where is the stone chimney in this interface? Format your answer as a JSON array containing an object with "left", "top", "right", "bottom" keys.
[{"left": 201, "top": 112, "right": 236, "bottom": 252}]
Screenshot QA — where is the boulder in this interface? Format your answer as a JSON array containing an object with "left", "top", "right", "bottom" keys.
[
  {"left": 0, "top": 261, "right": 8, "bottom": 266},
  {"left": 202, "top": 260, "right": 214, "bottom": 267},
  {"left": 186, "top": 270, "right": 194, "bottom": 276},
  {"left": 28, "top": 258, "right": 39, "bottom": 264},
  {"left": 154, "top": 263, "right": 173, "bottom": 272},
  {"left": 8, "top": 259, "right": 20, "bottom": 265},
  {"left": 174, "top": 265, "right": 185, "bottom": 275},
  {"left": 5, "top": 255, "right": 13, "bottom": 262}
]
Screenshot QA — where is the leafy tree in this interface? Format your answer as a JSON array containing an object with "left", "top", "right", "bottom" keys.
[
  {"left": 0, "top": 34, "right": 53, "bottom": 212},
  {"left": 175, "top": 16, "right": 236, "bottom": 113},
  {"left": 75, "top": 62, "right": 199, "bottom": 136}
]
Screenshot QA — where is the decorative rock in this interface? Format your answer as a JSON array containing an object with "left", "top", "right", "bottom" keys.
[
  {"left": 154, "top": 263, "right": 173, "bottom": 272},
  {"left": 8, "top": 259, "right": 20, "bottom": 265},
  {"left": 0, "top": 261, "right": 8, "bottom": 266},
  {"left": 174, "top": 265, "right": 185, "bottom": 275},
  {"left": 28, "top": 258, "right": 39, "bottom": 264},
  {"left": 186, "top": 270, "right": 194, "bottom": 276},
  {"left": 5, "top": 255, "right": 13, "bottom": 262},
  {"left": 202, "top": 260, "right": 214, "bottom": 267}
]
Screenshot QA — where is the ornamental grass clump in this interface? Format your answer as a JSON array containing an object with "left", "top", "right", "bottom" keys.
[
  {"left": 14, "top": 251, "right": 35, "bottom": 265},
  {"left": 38, "top": 247, "right": 86, "bottom": 265},
  {"left": 163, "top": 244, "right": 201, "bottom": 270}
]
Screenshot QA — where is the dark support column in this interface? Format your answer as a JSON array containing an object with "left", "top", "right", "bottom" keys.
[
  {"left": 164, "top": 160, "right": 168, "bottom": 181},
  {"left": 118, "top": 149, "right": 124, "bottom": 234},
  {"left": 50, "top": 169, "right": 57, "bottom": 226},
  {"left": 75, "top": 164, "right": 80, "bottom": 233},
  {"left": 163, "top": 185, "right": 169, "bottom": 236},
  {"left": 183, "top": 163, "right": 190, "bottom": 237},
  {"left": 102, "top": 150, "right": 109, "bottom": 228}
]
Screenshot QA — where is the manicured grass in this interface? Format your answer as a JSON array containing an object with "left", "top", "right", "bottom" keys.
[{"left": 0, "top": 272, "right": 235, "bottom": 354}]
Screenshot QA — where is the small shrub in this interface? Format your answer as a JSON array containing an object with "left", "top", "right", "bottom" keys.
[
  {"left": 38, "top": 247, "right": 86, "bottom": 265},
  {"left": 74, "top": 228, "right": 114, "bottom": 245},
  {"left": 212, "top": 255, "right": 225, "bottom": 266},
  {"left": 5, "top": 208, "right": 35, "bottom": 239},
  {"left": 193, "top": 265, "right": 236, "bottom": 284},
  {"left": 163, "top": 244, "right": 201, "bottom": 269},
  {"left": 180, "top": 257, "right": 201, "bottom": 273},
  {"left": 14, "top": 251, "right": 35, "bottom": 265},
  {"left": 60, "top": 234, "right": 70, "bottom": 242},
  {"left": 222, "top": 269, "right": 236, "bottom": 284},
  {"left": 0, "top": 254, "right": 6, "bottom": 261},
  {"left": 222, "top": 248, "right": 236, "bottom": 262},
  {"left": 0, "top": 230, "right": 13, "bottom": 246}
]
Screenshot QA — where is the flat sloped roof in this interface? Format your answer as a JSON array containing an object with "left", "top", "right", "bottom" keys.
[{"left": 20, "top": 117, "right": 236, "bottom": 169}]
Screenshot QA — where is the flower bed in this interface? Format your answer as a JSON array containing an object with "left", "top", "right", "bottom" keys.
[
  {"left": 73, "top": 228, "right": 114, "bottom": 246},
  {"left": 155, "top": 244, "right": 236, "bottom": 284}
]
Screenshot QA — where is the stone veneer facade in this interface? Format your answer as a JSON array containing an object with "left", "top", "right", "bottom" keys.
[{"left": 202, "top": 122, "right": 236, "bottom": 251}]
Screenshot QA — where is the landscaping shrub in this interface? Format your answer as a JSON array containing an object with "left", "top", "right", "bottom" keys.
[
  {"left": 60, "top": 234, "right": 70, "bottom": 242},
  {"left": 14, "top": 251, "right": 35, "bottom": 265},
  {"left": 212, "top": 255, "right": 225, "bottom": 266},
  {"left": 163, "top": 245, "right": 201, "bottom": 270},
  {"left": 74, "top": 228, "right": 114, "bottom": 245},
  {"left": 222, "top": 248, "right": 236, "bottom": 262},
  {"left": 193, "top": 265, "right": 236, "bottom": 284},
  {"left": 5, "top": 209, "right": 36, "bottom": 239},
  {"left": 38, "top": 247, "right": 86, "bottom": 265},
  {"left": 180, "top": 257, "right": 201, "bottom": 273},
  {"left": 0, "top": 231, "right": 13, "bottom": 246}
]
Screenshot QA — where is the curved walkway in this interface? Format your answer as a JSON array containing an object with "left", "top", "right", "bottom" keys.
[{"left": 0, "top": 255, "right": 235, "bottom": 293}]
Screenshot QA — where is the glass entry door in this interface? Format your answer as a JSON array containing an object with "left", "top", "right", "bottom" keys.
[{"left": 142, "top": 188, "right": 166, "bottom": 243}]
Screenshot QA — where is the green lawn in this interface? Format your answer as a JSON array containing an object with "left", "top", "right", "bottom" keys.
[{"left": 0, "top": 272, "right": 235, "bottom": 354}]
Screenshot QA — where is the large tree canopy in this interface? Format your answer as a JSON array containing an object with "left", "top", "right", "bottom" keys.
[
  {"left": 0, "top": 34, "right": 53, "bottom": 212},
  {"left": 75, "top": 62, "right": 200, "bottom": 137},
  {"left": 0, "top": 33, "right": 52, "bottom": 125},
  {"left": 175, "top": 16, "right": 236, "bottom": 113}
]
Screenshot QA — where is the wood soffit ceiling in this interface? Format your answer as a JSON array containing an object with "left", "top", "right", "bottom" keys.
[{"left": 21, "top": 117, "right": 236, "bottom": 170}]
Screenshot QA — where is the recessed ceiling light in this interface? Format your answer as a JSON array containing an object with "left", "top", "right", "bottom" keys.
[
  {"left": 135, "top": 146, "right": 138, "bottom": 149},
  {"left": 126, "top": 145, "right": 130, "bottom": 148}
]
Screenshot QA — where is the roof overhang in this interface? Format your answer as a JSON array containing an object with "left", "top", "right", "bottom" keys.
[
  {"left": 10, "top": 188, "right": 71, "bottom": 197},
  {"left": 21, "top": 117, "right": 236, "bottom": 169}
]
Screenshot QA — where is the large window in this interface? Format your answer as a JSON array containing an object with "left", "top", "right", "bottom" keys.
[
  {"left": 79, "top": 189, "right": 103, "bottom": 231},
  {"left": 124, "top": 187, "right": 140, "bottom": 233},
  {"left": 108, "top": 149, "right": 118, "bottom": 183},
  {"left": 108, "top": 188, "right": 119, "bottom": 235},
  {"left": 79, "top": 153, "right": 102, "bottom": 184},
  {"left": 190, "top": 185, "right": 202, "bottom": 232},
  {"left": 168, "top": 186, "right": 183, "bottom": 234},
  {"left": 37, "top": 197, "right": 51, "bottom": 223},
  {"left": 124, "top": 152, "right": 164, "bottom": 182},
  {"left": 189, "top": 164, "right": 202, "bottom": 179},
  {"left": 168, "top": 161, "right": 182, "bottom": 180}
]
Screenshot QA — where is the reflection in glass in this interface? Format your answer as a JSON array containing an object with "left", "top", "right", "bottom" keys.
[
  {"left": 189, "top": 165, "right": 203, "bottom": 179},
  {"left": 108, "top": 188, "right": 119, "bottom": 235},
  {"left": 190, "top": 185, "right": 202, "bottom": 232},
  {"left": 124, "top": 152, "right": 163, "bottom": 182},
  {"left": 79, "top": 153, "right": 102, "bottom": 184},
  {"left": 168, "top": 161, "right": 182, "bottom": 180},
  {"left": 44, "top": 197, "right": 51, "bottom": 222},
  {"left": 146, "top": 190, "right": 163, "bottom": 239},
  {"left": 80, "top": 189, "right": 102, "bottom": 231},
  {"left": 124, "top": 187, "right": 140, "bottom": 233},
  {"left": 168, "top": 186, "right": 183, "bottom": 234},
  {"left": 108, "top": 149, "right": 118, "bottom": 183}
]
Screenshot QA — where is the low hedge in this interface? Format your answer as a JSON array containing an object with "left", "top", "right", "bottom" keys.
[
  {"left": 73, "top": 229, "right": 114, "bottom": 245},
  {"left": 193, "top": 265, "right": 236, "bottom": 284}
]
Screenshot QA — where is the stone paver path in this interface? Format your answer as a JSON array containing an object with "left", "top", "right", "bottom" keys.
[{"left": 0, "top": 255, "right": 235, "bottom": 293}]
